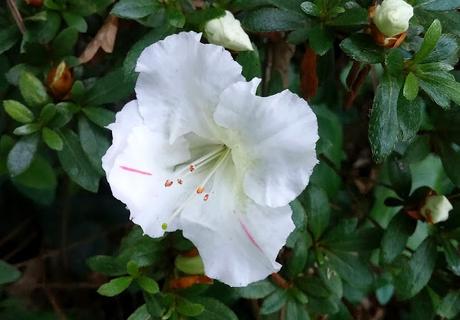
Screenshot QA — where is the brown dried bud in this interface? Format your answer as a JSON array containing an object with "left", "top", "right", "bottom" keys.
[
  {"left": 46, "top": 62, "right": 73, "bottom": 100},
  {"left": 25, "top": 0, "right": 43, "bottom": 7}
]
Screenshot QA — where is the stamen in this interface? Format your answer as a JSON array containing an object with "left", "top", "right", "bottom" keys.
[
  {"left": 165, "top": 179, "right": 173, "bottom": 187},
  {"left": 195, "top": 148, "right": 231, "bottom": 195},
  {"left": 162, "top": 147, "right": 230, "bottom": 228},
  {"left": 171, "top": 146, "right": 225, "bottom": 179}
]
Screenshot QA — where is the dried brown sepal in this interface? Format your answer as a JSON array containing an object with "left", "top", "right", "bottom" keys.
[
  {"left": 79, "top": 16, "right": 119, "bottom": 64},
  {"left": 47, "top": 62, "right": 74, "bottom": 100},
  {"left": 168, "top": 275, "right": 213, "bottom": 290},
  {"left": 25, "top": 0, "right": 43, "bottom": 7},
  {"left": 300, "top": 47, "right": 318, "bottom": 100},
  {"left": 368, "top": 4, "right": 407, "bottom": 48}
]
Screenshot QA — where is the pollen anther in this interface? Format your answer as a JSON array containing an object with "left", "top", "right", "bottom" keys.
[
  {"left": 165, "top": 179, "right": 173, "bottom": 187},
  {"left": 204, "top": 194, "right": 209, "bottom": 201},
  {"left": 177, "top": 179, "right": 183, "bottom": 185},
  {"left": 196, "top": 186, "right": 205, "bottom": 194},
  {"left": 189, "top": 164, "right": 195, "bottom": 172}
]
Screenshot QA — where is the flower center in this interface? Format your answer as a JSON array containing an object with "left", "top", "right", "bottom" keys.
[{"left": 161, "top": 145, "right": 231, "bottom": 230}]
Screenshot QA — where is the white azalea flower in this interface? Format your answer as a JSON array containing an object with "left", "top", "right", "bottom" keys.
[
  {"left": 102, "top": 32, "right": 318, "bottom": 287},
  {"left": 373, "top": 0, "right": 414, "bottom": 37},
  {"left": 204, "top": 11, "right": 253, "bottom": 51}
]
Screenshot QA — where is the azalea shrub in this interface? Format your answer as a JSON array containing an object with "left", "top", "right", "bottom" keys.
[{"left": 1, "top": 0, "right": 460, "bottom": 319}]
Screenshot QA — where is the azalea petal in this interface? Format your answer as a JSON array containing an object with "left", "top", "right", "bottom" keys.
[
  {"left": 102, "top": 100, "right": 142, "bottom": 173},
  {"left": 181, "top": 159, "right": 295, "bottom": 287},
  {"left": 104, "top": 120, "right": 211, "bottom": 237},
  {"left": 214, "top": 80, "right": 319, "bottom": 208},
  {"left": 135, "top": 31, "right": 244, "bottom": 143}
]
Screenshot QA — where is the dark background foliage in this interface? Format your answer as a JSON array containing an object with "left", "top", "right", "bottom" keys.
[{"left": 1, "top": 0, "right": 460, "bottom": 319}]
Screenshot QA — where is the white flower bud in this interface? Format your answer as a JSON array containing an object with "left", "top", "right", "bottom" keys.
[
  {"left": 420, "top": 195, "right": 453, "bottom": 224},
  {"left": 204, "top": 11, "right": 253, "bottom": 51},
  {"left": 373, "top": 0, "right": 414, "bottom": 37}
]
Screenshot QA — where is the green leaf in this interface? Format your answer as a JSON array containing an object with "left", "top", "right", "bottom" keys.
[
  {"left": 39, "top": 103, "right": 58, "bottom": 125},
  {"left": 438, "top": 140, "right": 460, "bottom": 186},
  {"left": 111, "top": 0, "right": 159, "bottom": 19},
  {"left": 287, "top": 231, "right": 311, "bottom": 276},
  {"left": 0, "top": 260, "right": 21, "bottom": 285},
  {"left": 186, "top": 7, "right": 225, "bottom": 25},
  {"left": 437, "top": 291, "right": 460, "bottom": 319},
  {"left": 83, "top": 68, "right": 135, "bottom": 106},
  {"left": 417, "top": 72, "right": 460, "bottom": 107},
  {"left": 12, "top": 155, "right": 57, "bottom": 191},
  {"left": 388, "top": 154, "right": 412, "bottom": 198},
  {"left": 3, "top": 100, "right": 35, "bottom": 123},
  {"left": 58, "top": 129, "right": 100, "bottom": 192},
  {"left": 441, "top": 238, "right": 460, "bottom": 276},
  {"left": 308, "top": 25, "right": 333, "bottom": 56},
  {"left": 302, "top": 185, "right": 330, "bottom": 240},
  {"left": 190, "top": 297, "right": 238, "bottom": 320},
  {"left": 380, "top": 213, "right": 417, "bottom": 264},
  {"left": 413, "top": 19, "right": 442, "bottom": 64},
  {"left": 78, "top": 116, "right": 109, "bottom": 172},
  {"left": 260, "top": 289, "right": 288, "bottom": 315},
  {"left": 19, "top": 72, "right": 50, "bottom": 108},
  {"left": 127, "top": 304, "right": 151, "bottom": 320},
  {"left": 52, "top": 27, "right": 78, "bottom": 58},
  {"left": 416, "top": 0, "right": 460, "bottom": 11},
  {"left": 49, "top": 102, "right": 79, "bottom": 128},
  {"left": 386, "top": 49, "right": 404, "bottom": 76},
  {"left": 286, "top": 300, "right": 310, "bottom": 320},
  {"left": 398, "top": 96, "right": 424, "bottom": 142},
  {"left": 395, "top": 237, "right": 437, "bottom": 300},
  {"left": 97, "top": 276, "right": 133, "bottom": 297},
  {"left": 7, "top": 133, "right": 40, "bottom": 177},
  {"left": 340, "top": 34, "right": 384, "bottom": 64},
  {"left": 42, "top": 127, "right": 63, "bottom": 151},
  {"left": 423, "top": 34, "right": 459, "bottom": 64},
  {"left": 369, "top": 72, "right": 401, "bottom": 162},
  {"left": 235, "top": 279, "right": 276, "bottom": 299},
  {"left": 67, "top": 0, "right": 112, "bottom": 16},
  {"left": 82, "top": 107, "right": 115, "bottom": 128},
  {"left": 166, "top": 7, "right": 186, "bottom": 28},
  {"left": 126, "top": 261, "right": 139, "bottom": 277},
  {"left": 62, "top": 11, "right": 87, "bottom": 32},
  {"left": 175, "top": 255, "right": 205, "bottom": 275},
  {"left": 13, "top": 123, "right": 41, "bottom": 136},
  {"left": 236, "top": 47, "right": 262, "bottom": 81},
  {"left": 0, "top": 26, "right": 20, "bottom": 55},
  {"left": 136, "top": 276, "right": 159, "bottom": 294},
  {"left": 318, "top": 262, "right": 343, "bottom": 298},
  {"left": 86, "top": 255, "right": 126, "bottom": 276},
  {"left": 403, "top": 72, "right": 419, "bottom": 101},
  {"left": 326, "top": 251, "right": 373, "bottom": 290},
  {"left": 25, "top": 11, "right": 61, "bottom": 44},
  {"left": 176, "top": 297, "right": 204, "bottom": 317},
  {"left": 327, "top": 7, "right": 368, "bottom": 27},
  {"left": 242, "top": 7, "right": 306, "bottom": 32}
]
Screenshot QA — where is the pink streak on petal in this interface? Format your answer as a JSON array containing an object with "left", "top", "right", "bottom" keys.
[
  {"left": 120, "top": 165, "right": 152, "bottom": 176},
  {"left": 239, "top": 219, "right": 263, "bottom": 252}
]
